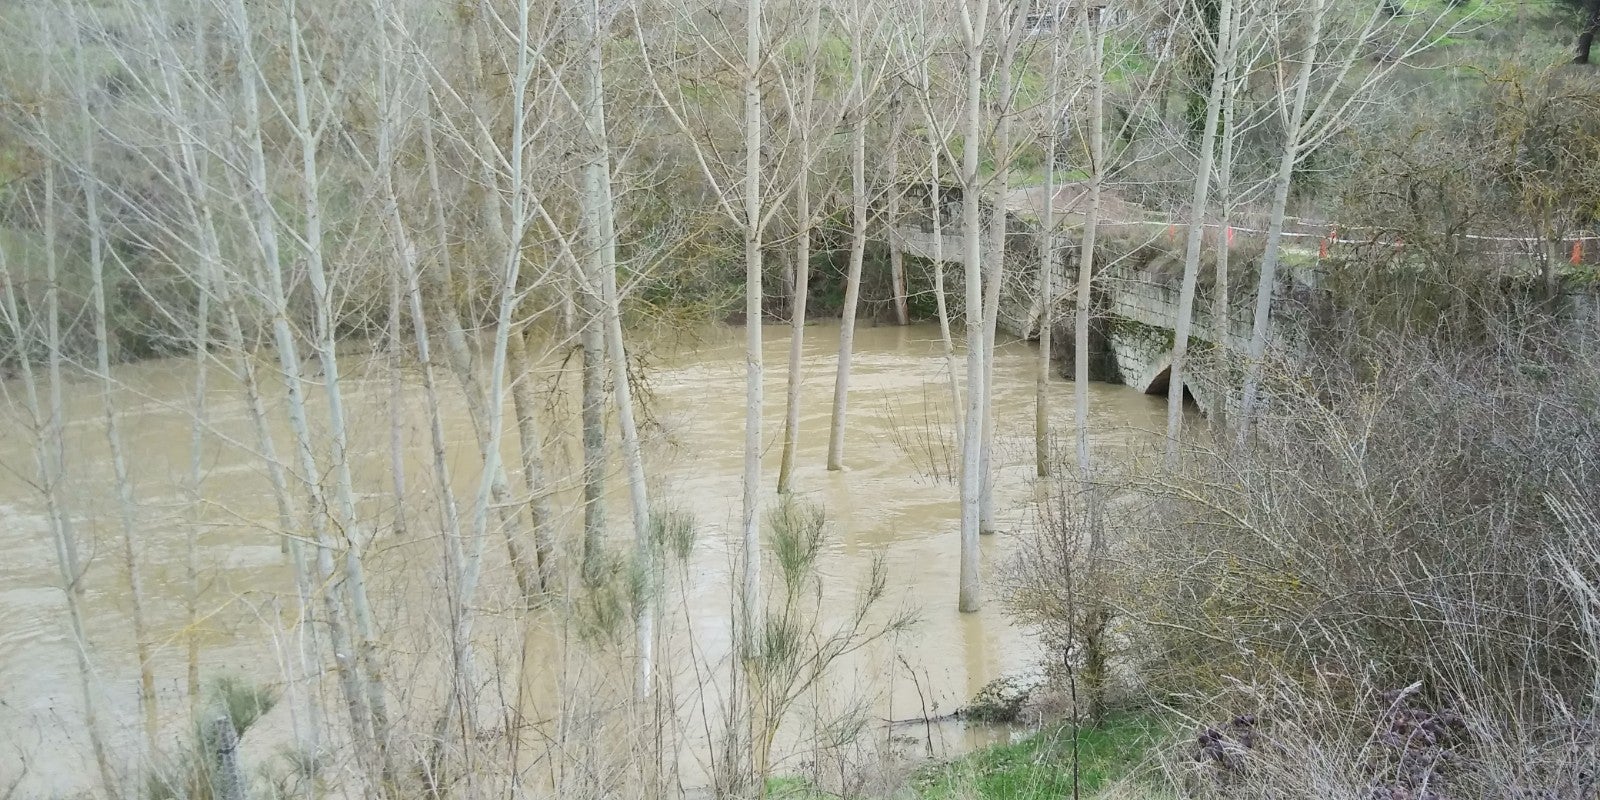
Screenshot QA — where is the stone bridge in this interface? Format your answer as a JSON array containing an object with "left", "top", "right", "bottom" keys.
[
  {"left": 893, "top": 183, "right": 1599, "bottom": 415},
  {"left": 894, "top": 203, "right": 1280, "bottom": 417}
]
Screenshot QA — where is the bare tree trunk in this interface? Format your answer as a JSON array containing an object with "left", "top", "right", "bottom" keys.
[
  {"left": 919, "top": 80, "right": 962, "bottom": 434},
  {"left": 507, "top": 329, "right": 556, "bottom": 590},
  {"left": 1077, "top": 7, "right": 1112, "bottom": 724},
  {"left": 210, "top": 172, "right": 320, "bottom": 753},
  {"left": 887, "top": 90, "right": 909, "bottom": 327},
  {"left": 1035, "top": 29, "right": 1062, "bottom": 480},
  {"left": 958, "top": 0, "right": 990, "bottom": 613},
  {"left": 388, "top": 270, "right": 408, "bottom": 538},
  {"left": 575, "top": 0, "right": 654, "bottom": 700},
  {"left": 579, "top": 298, "right": 609, "bottom": 579},
  {"left": 1165, "top": 0, "right": 1234, "bottom": 466},
  {"left": 229, "top": 0, "right": 377, "bottom": 782},
  {"left": 1075, "top": 8, "right": 1105, "bottom": 485},
  {"left": 777, "top": 4, "right": 824, "bottom": 495},
  {"left": 420, "top": 119, "right": 541, "bottom": 602},
  {"left": 456, "top": 0, "right": 539, "bottom": 638},
  {"left": 979, "top": 7, "right": 1023, "bottom": 534},
  {"left": 1213, "top": 75, "right": 1236, "bottom": 352},
  {"left": 569, "top": 0, "right": 609, "bottom": 578},
  {"left": 370, "top": 10, "right": 475, "bottom": 775},
  {"left": 827, "top": 26, "right": 869, "bottom": 472},
  {"left": 70, "top": 21, "right": 162, "bottom": 746},
  {"left": 219, "top": 279, "right": 323, "bottom": 757},
  {"left": 403, "top": 241, "right": 479, "bottom": 784},
  {"left": 1207, "top": 58, "right": 1236, "bottom": 434},
  {"left": 1236, "top": 0, "right": 1326, "bottom": 445},
  {"left": 286, "top": 12, "right": 396, "bottom": 780},
  {"left": 601, "top": 191, "right": 655, "bottom": 699},
  {"left": 0, "top": 161, "right": 119, "bottom": 797}
]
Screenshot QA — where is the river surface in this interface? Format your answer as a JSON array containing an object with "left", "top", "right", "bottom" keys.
[{"left": 0, "top": 321, "right": 1168, "bottom": 796}]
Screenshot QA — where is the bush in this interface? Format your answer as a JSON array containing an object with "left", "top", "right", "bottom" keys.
[
  {"left": 1008, "top": 281, "right": 1600, "bottom": 796},
  {"left": 145, "top": 676, "right": 277, "bottom": 800}
]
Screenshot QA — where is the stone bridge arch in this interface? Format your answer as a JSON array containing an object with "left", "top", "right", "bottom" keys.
[{"left": 1131, "top": 350, "right": 1205, "bottom": 409}]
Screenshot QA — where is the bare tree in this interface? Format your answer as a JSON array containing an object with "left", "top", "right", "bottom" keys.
[
  {"left": 227, "top": 0, "right": 381, "bottom": 783},
  {"left": 572, "top": 0, "right": 657, "bottom": 695},
  {"left": 827, "top": 0, "right": 892, "bottom": 472},
  {"left": 1234, "top": 0, "right": 1453, "bottom": 439},
  {"left": 900, "top": 14, "right": 965, "bottom": 435},
  {"left": 885, "top": 89, "right": 911, "bottom": 327},
  {"left": 0, "top": 179, "right": 119, "bottom": 798},
  {"left": 777, "top": 0, "right": 831, "bottom": 494},
  {"left": 66, "top": 6, "right": 161, "bottom": 747},
  {"left": 1074, "top": 5, "right": 1107, "bottom": 485},
  {"left": 958, "top": 0, "right": 993, "bottom": 612},
  {"left": 1165, "top": 0, "right": 1235, "bottom": 465},
  {"left": 977, "top": 0, "right": 1027, "bottom": 534}
]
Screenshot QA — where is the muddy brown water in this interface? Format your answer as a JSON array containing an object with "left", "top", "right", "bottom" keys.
[{"left": 0, "top": 321, "right": 1168, "bottom": 797}]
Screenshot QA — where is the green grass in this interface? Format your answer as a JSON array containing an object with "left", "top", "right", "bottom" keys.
[
  {"left": 769, "top": 711, "right": 1170, "bottom": 800},
  {"left": 912, "top": 711, "right": 1169, "bottom": 800}
]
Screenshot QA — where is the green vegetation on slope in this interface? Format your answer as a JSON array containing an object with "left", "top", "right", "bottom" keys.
[{"left": 769, "top": 710, "right": 1170, "bottom": 800}]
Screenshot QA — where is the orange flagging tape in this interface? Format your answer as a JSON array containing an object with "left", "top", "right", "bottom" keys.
[{"left": 1573, "top": 240, "right": 1585, "bottom": 265}]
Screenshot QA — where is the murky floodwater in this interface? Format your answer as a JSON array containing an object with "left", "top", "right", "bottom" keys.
[{"left": 0, "top": 321, "right": 1167, "bottom": 796}]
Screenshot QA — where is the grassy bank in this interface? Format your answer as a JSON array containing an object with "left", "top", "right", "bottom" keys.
[{"left": 771, "top": 710, "right": 1171, "bottom": 800}]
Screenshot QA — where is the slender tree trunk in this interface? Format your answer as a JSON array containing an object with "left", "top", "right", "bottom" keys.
[
  {"left": 506, "top": 329, "right": 556, "bottom": 590},
  {"left": 572, "top": 0, "right": 609, "bottom": 573},
  {"left": 212, "top": 167, "right": 321, "bottom": 754},
  {"left": 230, "top": 1, "right": 377, "bottom": 782},
  {"left": 1165, "top": 0, "right": 1234, "bottom": 466},
  {"left": 1213, "top": 75, "right": 1236, "bottom": 353},
  {"left": 219, "top": 287, "right": 322, "bottom": 755},
  {"left": 1078, "top": 8, "right": 1112, "bottom": 724},
  {"left": 1236, "top": 0, "right": 1326, "bottom": 446},
  {"left": 1208, "top": 24, "right": 1238, "bottom": 434},
  {"left": 427, "top": 200, "right": 540, "bottom": 599},
  {"left": 403, "top": 240, "right": 479, "bottom": 784},
  {"left": 388, "top": 269, "right": 408, "bottom": 538},
  {"left": 3, "top": 156, "right": 120, "bottom": 796},
  {"left": 600, "top": 189, "right": 655, "bottom": 699},
  {"left": 979, "top": 9, "right": 1023, "bottom": 534},
  {"left": 418, "top": 100, "right": 542, "bottom": 605},
  {"left": 921, "top": 90, "right": 962, "bottom": 433},
  {"left": 1075, "top": 9, "right": 1105, "bottom": 485},
  {"left": 286, "top": 14, "right": 396, "bottom": 781},
  {"left": 734, "top": 8, "right": 767, "bottom": 785},
  {"left": 741, "top": 0, "right": 766, "bottom": 638},
  {"left": 419, "top": 17, "right": 540, "bottom": 604},
  {"left": 579, "top": 294, "right": 609, "bottom": 579},
  {"left": 576, "top": 0, "right": 655, "bottom": 699},
  {"left": 1035, "top": 30, "right": 1062, "bottom": 480},
  {"left": 887, "top": 91, "right": 909, "bottom": 326},
  {"left": 456, "top": 0, "right": 537, "bottom": 644},
  {"left": 70, "top": 26, "right": 162, "bottom": 746},
  {"left": 369, "top": 11, "right": 478, "bottom": 776},
  {"left": 827, "top": 30, "right": 868, "bottom": 472},
  {"left": 958, "top": 0, "right": 990, "bottom": 613},
  {"left": 777, "top": 4, "right": 823, "bottom": 495}
]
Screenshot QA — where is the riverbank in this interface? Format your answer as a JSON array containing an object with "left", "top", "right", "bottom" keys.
[{"left": 771, "top": 709, "right": 1172, "bottom": 800}]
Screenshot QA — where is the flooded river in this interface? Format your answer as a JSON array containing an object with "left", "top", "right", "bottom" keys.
[{"left": 0, "top": 321, "right": 1168, "bottom": 796}]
